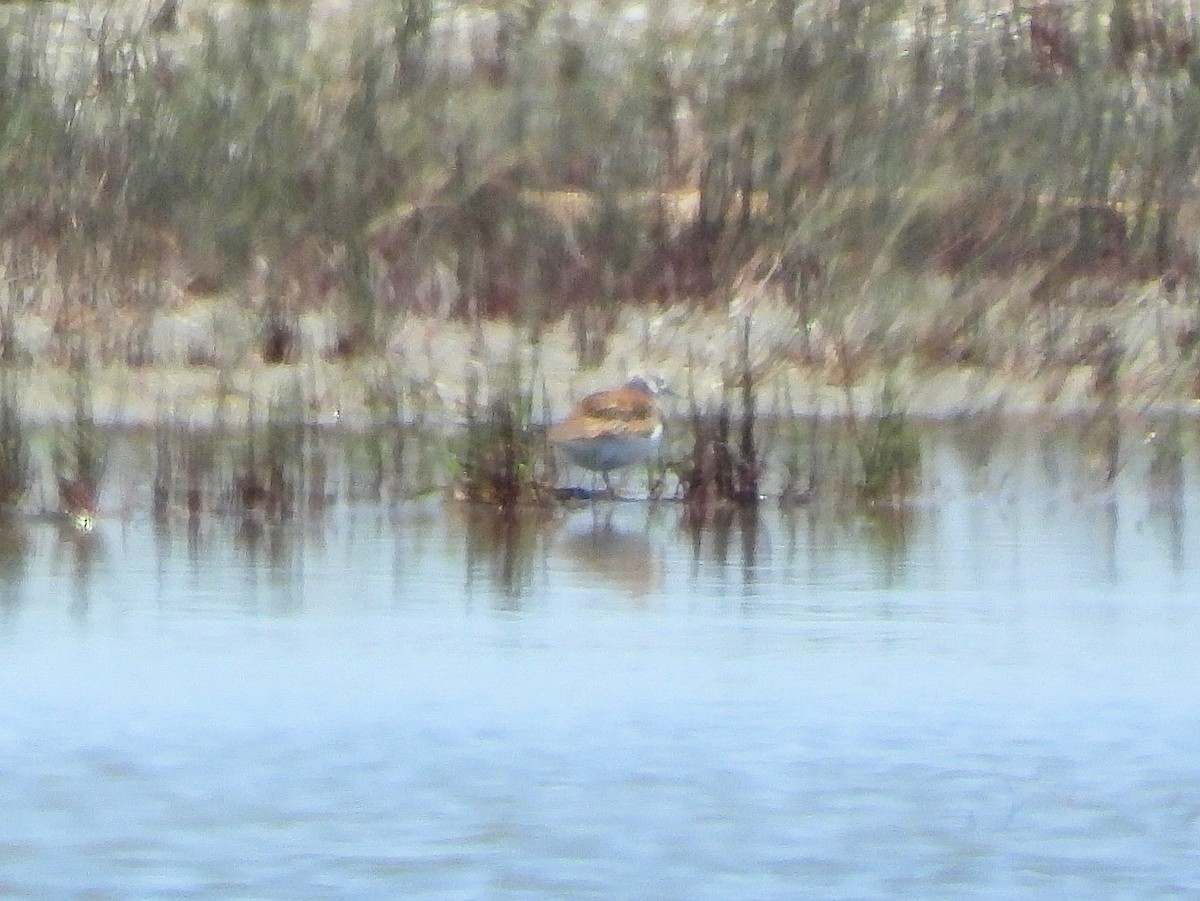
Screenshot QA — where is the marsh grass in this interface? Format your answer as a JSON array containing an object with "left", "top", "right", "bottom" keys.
[
  {"left": 52, "top": 364, "right": 108, "bottom": 511},
  {"left": 409, "top": 381, "right": 447, "bottom": 499},
  {"left": 231, "top": 398, "right": 266, "bottom": 517},
  {"left": 266, "top": 398, "right": 304, "bottom": 516},
  {"left": 0, "top": 2, "right": 1195, "bottom": 370},
  {"left": 0, "top": 371, "right": 29, "bottom": 512},
  {"left": 679, "top": 320, "right": 761, "bottom": 515},
  {"left": 349, "top": 366, "right": 441, "bottom": 502},
  {"left": 152, "top": 403, "right": 172, "bottom": 517},
  {"left": 777, "top": 386, "right": 819, "bottom": 507},
  {"left": 1147, "top": 415, "right": 1185, "bottom": 503},
  {"left": 679, "top": 397, "right": 734, "bottom": 512},
  {"left": 229, "top": 394, "right": 304, "bottom": 520},
  {"left": 357, "top": 375, "right": 399, "bottom": 502},
  {"left": 852, "top": 378, "right": 922, "bottom": 505},
  {"left": 453, "top": 343, "right": 548, "bottom": 507},
  {"left": 456, "top": 392, "right": 544, "bottom": 506}
]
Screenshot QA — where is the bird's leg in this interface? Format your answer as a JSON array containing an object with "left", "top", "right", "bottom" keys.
[{"left": 601, "top": 471, "right": 614, "bottom": 499}]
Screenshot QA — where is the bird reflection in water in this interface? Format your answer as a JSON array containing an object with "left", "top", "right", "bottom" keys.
[
  {"left": 555, "top": 507, "right": 664, "bottom": 600},
  {"left": 458, "top": 504, "right": 666, "bottom": 604}
]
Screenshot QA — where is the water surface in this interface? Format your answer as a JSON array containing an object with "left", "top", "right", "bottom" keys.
[{"left": 1, "top": 422, "right": 1198, "bottom": 898}]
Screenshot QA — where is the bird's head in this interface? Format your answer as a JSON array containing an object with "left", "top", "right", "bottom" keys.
[{"left": 625, "top": 374, "right": 673, "bottom": 398}]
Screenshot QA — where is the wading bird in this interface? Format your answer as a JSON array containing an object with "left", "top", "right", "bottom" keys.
[{"left": 549, "top": 375, "right": 669, "bottom": 496}]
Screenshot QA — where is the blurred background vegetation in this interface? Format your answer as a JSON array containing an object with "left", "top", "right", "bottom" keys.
[{"left": 0, "top": 0, "right": 1197, "bottom": 374}]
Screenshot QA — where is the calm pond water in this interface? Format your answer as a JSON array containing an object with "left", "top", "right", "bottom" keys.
[{"left": 1, "top": 420, "right": 1199, "bottom": 898}]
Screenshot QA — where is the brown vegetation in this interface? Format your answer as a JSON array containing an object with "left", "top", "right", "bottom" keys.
[{"left": 0, "top": 0, "right": 1195, "bottom": 446}]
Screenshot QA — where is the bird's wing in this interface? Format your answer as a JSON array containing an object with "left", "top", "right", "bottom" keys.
[{"left": 574, "top": 387, "right": 655, "bottom": 421}]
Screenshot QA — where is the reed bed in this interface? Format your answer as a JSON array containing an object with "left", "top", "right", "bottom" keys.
[
  {"left": 0, "top": 371, "right": 29, "bottom": 513},
  {"left": 0, "top": 0, "right": 1194, "bottom": 525},
  {"left": 0, "top": 2, "right": 1193, "bottom": 372}
]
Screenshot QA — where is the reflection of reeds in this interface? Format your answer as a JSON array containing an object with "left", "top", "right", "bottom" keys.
[
  {"left": 461, "top": 503, "right": 548, "bottom": 605},
  {"left": 861, "top": 505, "right": 913, "bottom": 586}
]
